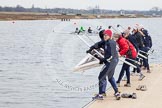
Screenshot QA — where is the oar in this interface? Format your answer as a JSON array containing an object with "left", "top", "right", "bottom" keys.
[
  {"left": 148, "top": 48, "right": 154, "bottom": 55},
  {"left": 147, "top": 47, "right": 154, "bottom": 55},
  {"left": 119, "top": 57, "right": 137, "bottom": 68},
  {"left": 116, "top": 25, "right": 125, "bottom": 33},
  {"left": 84, "top": 34, "right": 96, "bottom": 43},
  {"left": 138, "top": 53, "right": 148, "bottom": 59},
  {"left": 139, "top": 48, "right": 154, "bottom": 56},
  {"left": 117, "top": 24, "right": 125, "bottom": 30},
  {"left": 139, "top": 50, "right": 149, "bottom": 56},
  {"left": 53, "top": 31, "right": 76, "bottom": 34},
  {"left": 108, "top": 26, "right": 119, "bottom": 33},
  {"left": 77, "top": 34, "right": 105, "bottom": 59},
  {"left": 124, "top": 57, "right": 140, "bottom": 65}
]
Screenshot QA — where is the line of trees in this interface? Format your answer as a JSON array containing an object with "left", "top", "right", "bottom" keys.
[{"left": 0, "top": 5, "right": 162, "bottom": 15}]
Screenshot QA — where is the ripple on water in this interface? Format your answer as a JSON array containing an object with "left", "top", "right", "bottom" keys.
[{"left": 0, "top": 19, "right": 162, "bottom": 108}]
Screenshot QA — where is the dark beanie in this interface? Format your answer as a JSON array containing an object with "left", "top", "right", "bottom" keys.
[
  {"left": 99, "top": 30, "right": 105, "bottom": 40},
  {"left": 142, "top": 29, "right": 148, "bottom": 36}
]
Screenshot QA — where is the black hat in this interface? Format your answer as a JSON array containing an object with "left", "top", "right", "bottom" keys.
[
  {"left": 99, "top": 30, "right": 105, "bottom": 40},
  {"left": 142, "top": 29, "right": 148, "bottom": 36}
]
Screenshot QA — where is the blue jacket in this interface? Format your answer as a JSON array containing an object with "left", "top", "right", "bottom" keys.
[{"left": 90, "top": 40, "right": 118, "bottom": 61}]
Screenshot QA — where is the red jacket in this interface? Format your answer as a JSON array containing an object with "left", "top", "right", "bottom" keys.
[{"left": 117, "top": 36, "right": 137, "bottom": 59}]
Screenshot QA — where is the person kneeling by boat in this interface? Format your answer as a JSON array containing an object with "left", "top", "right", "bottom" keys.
[
  {"left": 88, "top": 27, "right": 93, "bottom": 33},
  {"left": 86, "top": 29, "right": 120, "bottom": 100},
  {"left": 75, "top": 27, "right": 79, "bottom": 33},
  {"left": 78, "top": 26, "right": 85, "bottom": 34}
]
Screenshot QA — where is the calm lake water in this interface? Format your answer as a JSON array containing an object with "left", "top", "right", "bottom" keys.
[{"left": 0, "top": 18, "right": 162, "bottom": 108}]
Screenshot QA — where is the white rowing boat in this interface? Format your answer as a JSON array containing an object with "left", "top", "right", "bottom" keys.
[{"left": 73, "top": 53, "right": 102, "bottom": 72}]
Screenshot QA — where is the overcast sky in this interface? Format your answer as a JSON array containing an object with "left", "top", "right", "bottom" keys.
[{"left": 0, "top": 0, "right": 162, "bottom": 10}]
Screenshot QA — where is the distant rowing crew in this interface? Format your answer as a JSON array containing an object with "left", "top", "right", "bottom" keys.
[
  {"left": 75, "top": 24, "right": 153, "bottom": 100},
  {"left": 74, "top": 26, "right": 103, "bottom": 35},
  {"left": 53, "top": 26, "right": 101, "bottom": 36}
]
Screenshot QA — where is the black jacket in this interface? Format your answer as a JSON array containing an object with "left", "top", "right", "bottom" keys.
[
  {"left": 142, "top": 29, "right": 152, "bottom": 48},
  {"left": 133, "top": 32, "right": 144, "bottom": 49},
  {"left": 126, "top": 34, "right": 138, "bottom": 51}
]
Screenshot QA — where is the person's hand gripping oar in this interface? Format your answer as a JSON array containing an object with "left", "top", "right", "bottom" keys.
[{"left": 76, "top": 34, "right": 112, "bottom": 64}]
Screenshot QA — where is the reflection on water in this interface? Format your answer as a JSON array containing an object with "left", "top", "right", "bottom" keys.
[{"left": 0, "top": 18, "right": 162, "bottom": 108}]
